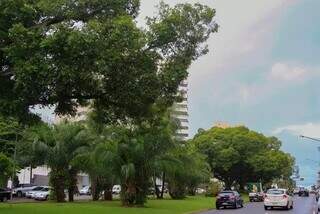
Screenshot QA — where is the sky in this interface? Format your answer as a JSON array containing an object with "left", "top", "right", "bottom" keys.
[
  {"left": 36, "top": 0, "right": 320, "bottom": 186},
  {"left": 139, "top": 0, "right": 320, "bottom": 186}
]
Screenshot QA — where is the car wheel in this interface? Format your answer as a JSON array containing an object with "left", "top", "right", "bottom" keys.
[
  {"left": 264, "top": 206, "right": 269, "bottom": 210},
  {"left": 45, "top": 195, "right": 49, "bottom": 201},
  {"left": 285, "top": 203, "right": 290, "bottom": 210},
  {"left": 240, "top": 202, "right": 244, "bottom": 208},
  {"left": 233, "top": 202, "right": 238, "bottom": 209}
]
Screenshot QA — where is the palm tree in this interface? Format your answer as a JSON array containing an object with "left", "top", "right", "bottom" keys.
[
  {"left": 32, "top": 122, "right": 89, "bottom": 202},
  {"left": 75, "top": 140, "right": 118, "bottom": 201},
  {"left": 165, "top": 144, "right": 211, "bottom": 199}
]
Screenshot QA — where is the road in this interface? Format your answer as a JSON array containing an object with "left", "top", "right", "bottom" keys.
[{"left": 201, "top": 196, "right": 318, "bottom": 214}]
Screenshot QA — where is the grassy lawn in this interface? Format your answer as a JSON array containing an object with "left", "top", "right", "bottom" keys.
[{"left": 0, "top": 195, "right": 249, "bottom": 214}]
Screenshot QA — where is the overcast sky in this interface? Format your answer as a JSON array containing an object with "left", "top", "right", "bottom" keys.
[{"left": 139, "top": 0, "right": 320, "bottom": 186}]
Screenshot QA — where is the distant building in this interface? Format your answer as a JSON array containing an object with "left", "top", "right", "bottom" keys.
[
  {"left": 16, "top": 166, "right": 89, "bottom": 190},
  {"left": 171, "top": 80, "right": 189, "bottom": 140},
  {"left": 54, "top": 106, "right": 89, "bottom": 124},
  {"left": 214, "top": 122, "right": 244, "bottom": 129},
  {"left": 12, "top": 108, "right": 92, "bottom": 189}
]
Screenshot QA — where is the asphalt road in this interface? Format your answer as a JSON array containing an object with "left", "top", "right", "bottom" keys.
[{"left": 201, "top": 195, "right": 318, "bottom": 214}]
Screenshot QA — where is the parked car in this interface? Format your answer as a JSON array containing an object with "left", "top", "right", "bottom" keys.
[
  {"left": 196, "top": 188, "right": 206, "bottom": 194},
  {"left": 216, "top": 191, "right": 244, "bottom": 209},
  {"left": 13, "top": 184, "right": 36, "bottom": 197},
  {"left": 79, "top": 186, "right": 91, "bottom": 195},
  {"left": 34, "top": 187, "right": 50, "bottom": 201},
  {"left": 264, "top": 188, "right": 293, "bottom": 210},
  {"left": 112, "top": 185, "right": 121, "bottom": 195},
  {"left": 293, "top": 187, "right": 300, "bottom": 195},
  {"left": 298, "top": 187, "right": 309, "bottom": 197},
  {"left": 249, "top": 192, "right": 264, "bottom": 202},
  {"left": 0, "top": 188, "right": 11, "bottom": 202},
  {"left": 26, "top": 186, "right": 48, "bottom": 198},
  {"left": 316, "top": 190, "right": 320, "bottom": 202}
]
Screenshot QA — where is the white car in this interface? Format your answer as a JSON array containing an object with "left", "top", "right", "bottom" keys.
[
  {"left": 112, "top": 185, "right": 121, "bottom": 194},
  {"left": 13, "top": 184, "right": 36, "bottom": 197},
  {"left": 79, "top": 186, "right": 91, "bottom": 195},
  {"left": 34, "top": 187, "right": 51, "bottom": 201},
  {"left": 26, "top": 186, "right": 48, "bottom": 198},
  {"left": 196, "top": 188, "right": 206, "bottom": 194},
  {"left": 264, "top": 189, "right": 293, "bottom": 210}
]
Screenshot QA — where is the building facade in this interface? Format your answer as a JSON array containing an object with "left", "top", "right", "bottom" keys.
[{"left": 171, "top": 80, "right": 189, "bottom": 140}]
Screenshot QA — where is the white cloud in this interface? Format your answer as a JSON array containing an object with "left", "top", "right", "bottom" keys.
[
  {"left": 269, "top": 63, "right": 308, "bottom": 81},
  {"left": 273, "top": 122, "right": 320, "bottom": 137},
  {"left": 139, "top": 0, "right": 299, "bottom": 80}
]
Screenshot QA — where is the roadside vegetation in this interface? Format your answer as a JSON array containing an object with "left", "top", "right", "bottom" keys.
[
  {"left": 192, "top": 126, "right": 295, "bottom": 190},
  {"left": 0, "top": 195, "right": 250, "bottom": 214}
]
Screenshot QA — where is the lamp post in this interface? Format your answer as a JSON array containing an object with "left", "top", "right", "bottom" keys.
[
  {"left": 300, "top": 135, "right": 320, "bottom": 142},
  {"left": 300, "top": 135, "right": 320, "bottom": 188}
]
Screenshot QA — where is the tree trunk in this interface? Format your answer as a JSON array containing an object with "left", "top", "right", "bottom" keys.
[
  {"left": 55, "top": 175, "right": 66, "bottom": 202},
  {"left": 224, "top": 179, "right": 233, "bottom": 190},
  {"left": 68, "top": 169, "right": 78, "bottom": 202},
  {"left": 30, "top": 166, "right": 33, "bottom": 184},
  {"left": 103, "top": 188, "right": 113, "bottom": 201},
  {"left": 68, "top": 188, "right": 74, "bottom": 202},
  {"left": 91, "top": 178, "right": 100, "bottom": 201},
  {"left": 159, "top": 172, "right": 166, "bottom": 199}
]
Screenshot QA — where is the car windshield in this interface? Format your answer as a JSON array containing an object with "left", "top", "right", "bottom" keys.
[
  {"left": 41, "top": 188, "right": 49, "bottom": 191},
  {"left": 32, "top": 187, "right": 43, "bottom": 191},
  {"left": 219, "top": 192, "right": 234, "bottom": 196},
  {"left": 267, "top": 189, "right": 285, "bottom": 195}
]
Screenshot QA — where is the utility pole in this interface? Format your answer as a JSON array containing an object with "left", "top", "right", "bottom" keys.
[{"left": 300, "top": 135, "right": 320, "bottom": 188}]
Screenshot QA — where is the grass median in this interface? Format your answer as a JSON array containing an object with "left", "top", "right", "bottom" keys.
[{"left": 0, "top": 195, "right": 249, "bottom": 214}]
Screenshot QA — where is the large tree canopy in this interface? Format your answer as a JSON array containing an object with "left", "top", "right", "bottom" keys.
[
  {"left": 192, "top": 126, "right": 295, "bottom": 189},
  {"left": 0, "top": 0, "right": 218, "bottom": 123}
]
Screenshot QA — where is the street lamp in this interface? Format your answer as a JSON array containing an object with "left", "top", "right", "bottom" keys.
[
  {"left": 300, "top": 135, "right": 320, "bottom": 188},
  {"left": 300, "top": 135, "right": 320, "bottom": 142}
]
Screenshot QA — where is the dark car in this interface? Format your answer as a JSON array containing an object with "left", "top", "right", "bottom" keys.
[
  {"left": 0, "top": 188, "right": 11, "bottom": 202},
  {"left": 216, "top": 191, "right": 244, "bottom": 209},
  {"left": 298, "top": 187, "right": 309, "bottom": 197}
]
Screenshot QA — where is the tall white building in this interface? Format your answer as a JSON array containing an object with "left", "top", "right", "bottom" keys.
[{"left": 171, "top": 80, "right": 189, "bottom": 140}]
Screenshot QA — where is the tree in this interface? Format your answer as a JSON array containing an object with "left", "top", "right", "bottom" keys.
[
  {"left": 1, "top": 0, "right": 218, "bottom": 124},
  {"left": 74, "top": 123, "right": 120, "bottom": 201},
  {"left": 87, "top": 108, "right": 177, "bottom": 206},
  {"left": 0, "top": 153, "right": 14, "bottom": 188},
  {"left": 31, "top": 122, "right": 89, "bottom": 202},
  {"left": 0, "top": 116, "right": 20, "bottom": 156},
  {"left": 192, "top": 126, "right": 295, "bottom": 190},
  {"left": 165, "top": 144, "right": 210, "bottom": 199},
  {"left": 0, "top": 115, "right": 23, "bottom": 188}
]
